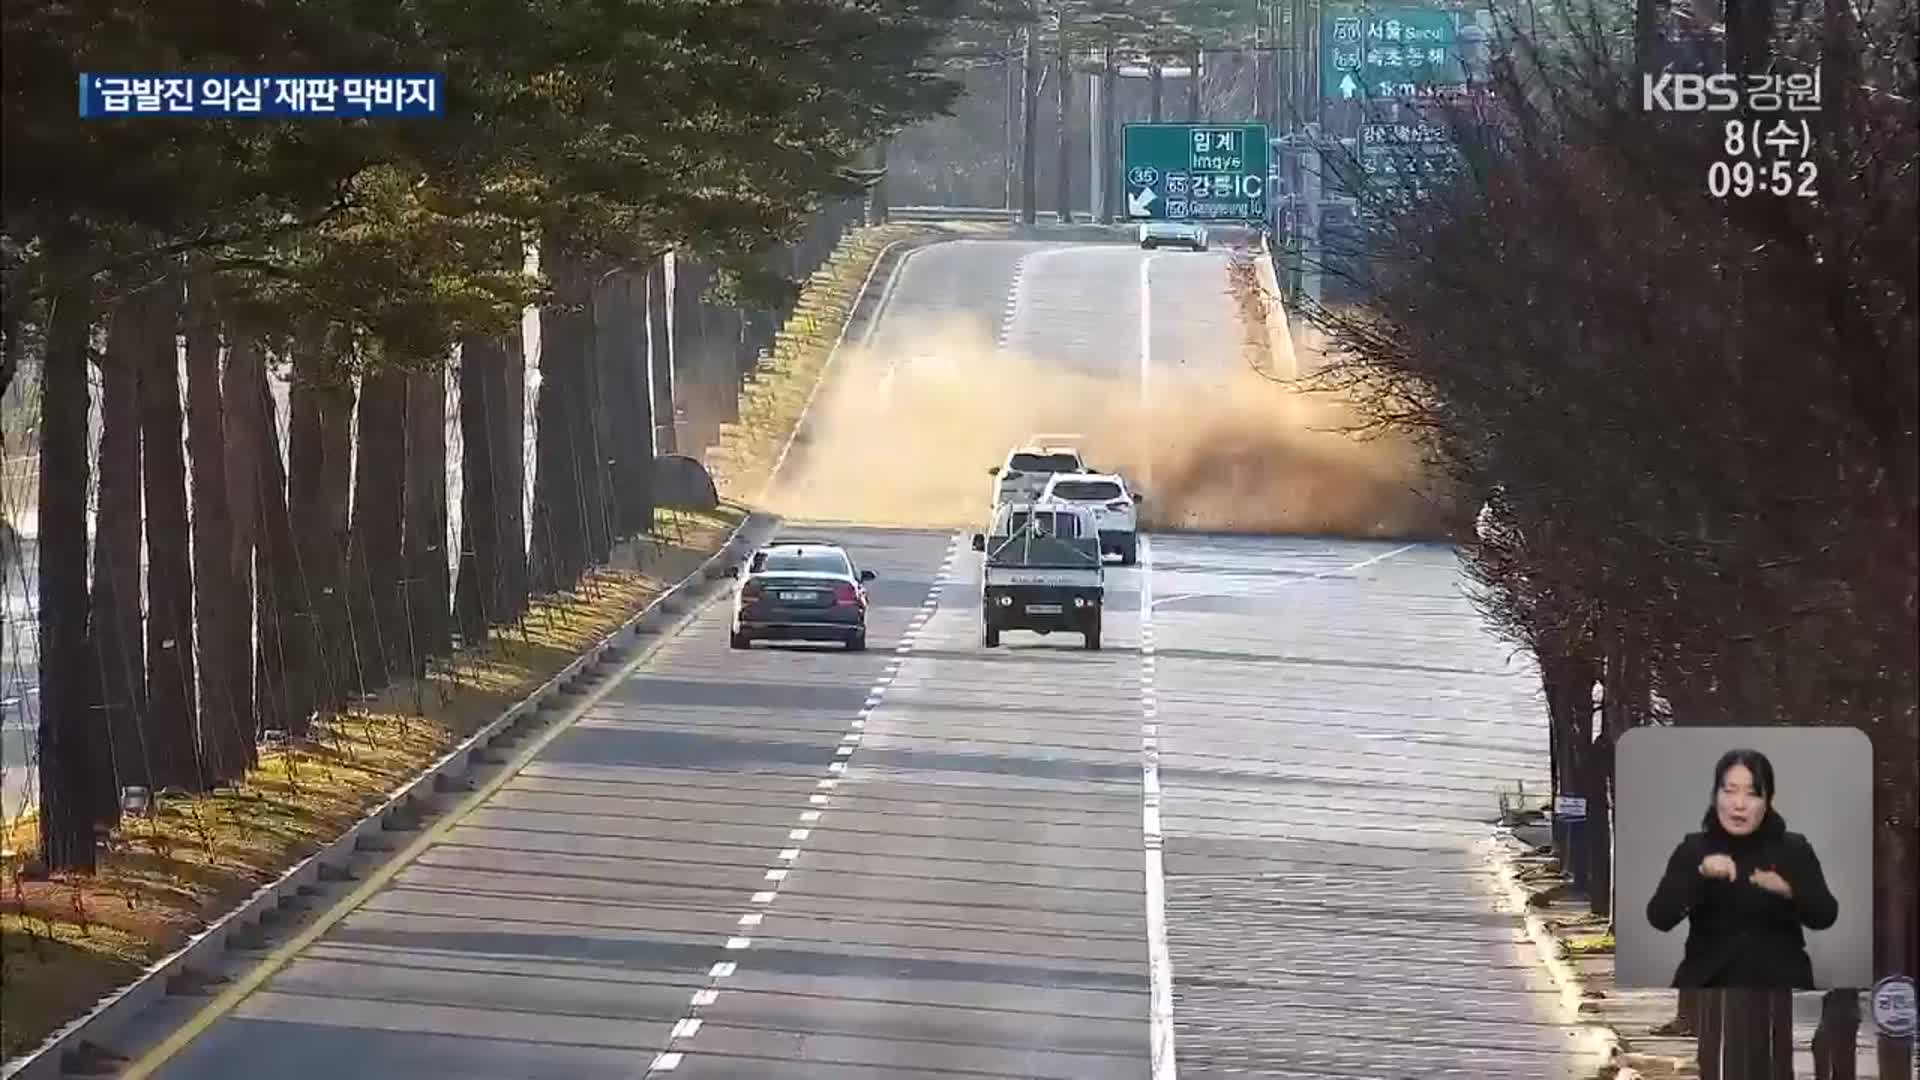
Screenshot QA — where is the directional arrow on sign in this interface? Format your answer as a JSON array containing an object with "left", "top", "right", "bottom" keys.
[
  {"left": 1128, "top": 186, "right": 1158, "bottom": 217},
  {"left": 1340, "top": 74, "right": 1359, "bottom": 99}
]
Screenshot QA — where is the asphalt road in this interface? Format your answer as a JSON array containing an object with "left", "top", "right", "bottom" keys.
[{"left": 134, "top": 235, "right": 1588, "bottom": 1079}]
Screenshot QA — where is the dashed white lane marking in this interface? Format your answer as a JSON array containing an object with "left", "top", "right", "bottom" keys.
[
  {"left": 1139, "top": 532, "right": 1180, "bottom": 1080},
  {"left": 646, "top": 534, "right": 963, "bottom": 1075},
  {"left": 996, "top": 257, "right": 1029, "bottom": 352}
]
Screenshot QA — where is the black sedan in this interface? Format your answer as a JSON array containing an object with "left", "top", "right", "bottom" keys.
[{"left": 726, "top": 542, "right": 876, "bottom": 650}]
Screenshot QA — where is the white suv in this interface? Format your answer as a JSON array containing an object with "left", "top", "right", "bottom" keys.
[{"left": 1039, "top": 471, "right": 1143, "bottom": 565}]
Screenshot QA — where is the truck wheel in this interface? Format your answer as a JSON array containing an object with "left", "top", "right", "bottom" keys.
[
  {"left": 1118, "top": 534, "right": 1138, "bottom": 566},
  {"left": 1085, "top": 618, "right": 1102, "bottom": 651},
  {"left": 983, "top": 624, "right": 1001, "bottom": 648}
]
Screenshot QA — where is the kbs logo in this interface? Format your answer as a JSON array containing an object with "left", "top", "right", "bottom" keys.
[{"left": 1643, "top": 73, "right": 1743, "bottom": 112}]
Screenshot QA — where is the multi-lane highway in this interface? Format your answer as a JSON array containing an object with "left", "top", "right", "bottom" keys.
[{"left": 127, "top": 234, "right": 1595, "bottom": 1078}]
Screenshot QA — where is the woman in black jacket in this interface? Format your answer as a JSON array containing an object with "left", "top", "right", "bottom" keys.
[{"left": 1645, "top": 748, "right": 1840, "bottom": 989}]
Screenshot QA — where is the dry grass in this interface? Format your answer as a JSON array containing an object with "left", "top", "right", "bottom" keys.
[{"left": 0, "top": 506, "right": 742, "bottom": 1061}]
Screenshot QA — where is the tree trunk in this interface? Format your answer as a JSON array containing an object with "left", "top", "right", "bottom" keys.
[
  {"left": 92, "top": 285, "right": 147, "bottom": 808},
  {"left": 1541, "top": 647, "right": 1597, "bottom": 880},
  {"left": 1055, "top": 38, "right": 1074, "bottom": 225},
  {"left": 36, "top": 234, "right": 103, "bottom": 870},
  {"left": 221, "top": 334, "right": 262, "bottom": 747},
  {"left": 288, "top": 329, "right": 354, "bottom": 710},
  {"left": 401, "top": 366, "right": 450, "bottom": 674},
  {"left": 1186, "top": 48, "right": 1201, "bottom": 121},
  {"left": 500, "top": 324, "right": 530, "bottom": 621},
  {"left": 455, "top": 335, "right": 508, "bottom": 641},
  {"left": 1874, "top": 805, "right": 1915, "bottom": 1076},
  {"left": 1583, "top": 735, "right": 1614, "bottom": 916},
  {"left": 530, "top": 243, "right": 590, "bottom": 593},
  {"left": 1101, "top": 49, "right": 1117, "bottom": 224},
  {"left": 136, "top": 277, "right": 200, "bottom": 790},
  {"left": 580, "top": 270, "right": 616, "bottom": 562},
  {"left": 626, "top": 271, "right": 658, "bottom": 530},
  {"left": 1633, "top": 0, "right": 1661, "bottom": 85},
  {"left": 1151, "top": 63, "right": 1165, "bottom": 121},
  {"left": 596, "top": 274, "right": 644, "bottom": 536},
  {"left": 1020, "top": 26, "right": 1040, "bottom": 224},
  {"left": 646, "top": 256, "right": 676, "bottom": 463},
  {"left": 868, "top": 140, "right": 891, "bottom": 225},
  {"left": 345, "top": 369, "right": 408, "bottom": 691},
  {"left": 669, "top": 259, "right": 717, "bottom": 460},
  {"left": 183, "top": 270, "right": 251, "bottom": 783},
  {"left": 1727, "top": 0, "right": 1775, "bottom": 75},
  {"left": 1699, "top": 990, "right": 1794, "bottom": 1080},
  {"left": 251, "top": 354, "right": 314, "bottom": 735},
  {"left": 1810, "top": 990, "right": 1859, "bottom": 1080}
]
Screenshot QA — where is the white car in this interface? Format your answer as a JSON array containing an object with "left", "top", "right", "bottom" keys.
[
  {"left": 1039, "top": 471, "right": 1142, "bottom": 565},
  {"left": 988, "top": 436, "right": 1089, "bottom": 508},
  {"left": 1138, "top": 221, "right": 1209, "bottom": 251}
]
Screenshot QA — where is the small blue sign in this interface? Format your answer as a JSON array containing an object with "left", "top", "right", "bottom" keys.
[{"left": 78, "top": 74, "right": 444, "bottom": 118}]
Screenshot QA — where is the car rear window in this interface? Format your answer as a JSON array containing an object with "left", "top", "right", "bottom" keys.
[
  {"left": 1004, "top": 511, "right": 1082, "bottom": 538},
  {"left": 1050, "top": 480, "right": 1123, "bottom": 501},
  {"left": 752, "top": 550, "right": 851, "bottom": 575},
  {"left": 1009, "top": 453, "right": 1081, "bottom": 473}
]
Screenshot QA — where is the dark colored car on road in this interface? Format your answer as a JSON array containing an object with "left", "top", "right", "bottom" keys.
[{"left": 726, "top": 542, "right": 876, "bottom": 650}]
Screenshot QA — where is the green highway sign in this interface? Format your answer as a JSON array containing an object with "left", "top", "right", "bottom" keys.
[
  {"left": 1322, "top": 7, "right": 1467, "bottom": 101},
  {"left": 1358, "top": 120, "right": 1464, "bottom": 200},
  {"left": 1122, "top": 123, "right": 1270, "bottom": 222}
]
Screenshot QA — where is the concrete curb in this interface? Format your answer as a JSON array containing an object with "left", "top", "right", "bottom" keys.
[
  {"left": 1249, "top": 239, "right": 1303, "bottom": 382},
  {"left": 1488, "top": 835, "right": 1641, "bottom": 1080},
  {"left": 0, "top": 508, "right": 777, "bottom": 1080}
]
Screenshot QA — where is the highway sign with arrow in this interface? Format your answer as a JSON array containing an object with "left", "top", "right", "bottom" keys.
[
  {"left": 1322, "top": 6, "right": 1469, "bottom": 101},
  {"left": 1121, "top": 123, "right": 1270, "bottom": 223}
]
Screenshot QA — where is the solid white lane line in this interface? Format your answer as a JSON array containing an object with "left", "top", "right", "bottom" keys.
[{"left": 1138, "top": 531, "right": 1179, "bottom": 1080}]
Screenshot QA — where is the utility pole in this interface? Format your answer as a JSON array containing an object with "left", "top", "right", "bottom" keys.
[
  {"left": 1186, "top": 48, "right": 1201, "bottom": 120},
  {"left": 1301, "top": 121, "right": 1323, "bottom": 307},
  {"left": 1100, "top": 46, "right": 1117, "bottom": 223},
  {"left": 1088, "top": 52, "right": 1103, "bottom": 221},
  {"left": 1021, "top": 24, "right": 1039, "bottom": 224},
  {"left": 1004, "top": 34, "right": 1017, "bottom": 212},
  {"left": 1056, "top": 31, "right": 1074, "bottom": 225}
]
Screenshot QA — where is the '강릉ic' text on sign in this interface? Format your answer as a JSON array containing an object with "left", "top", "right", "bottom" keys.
[{"left": 1122, "top": 123, "right": 1271, "bottom": 223}]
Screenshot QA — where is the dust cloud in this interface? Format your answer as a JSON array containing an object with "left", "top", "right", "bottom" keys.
[{"left": 763, "top": 313, "right": 1448, "bottom": 540}]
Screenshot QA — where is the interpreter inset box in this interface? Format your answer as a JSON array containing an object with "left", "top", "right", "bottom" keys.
[{"left": 1614, "top": 725, "right": 1873, "bottom": 990}]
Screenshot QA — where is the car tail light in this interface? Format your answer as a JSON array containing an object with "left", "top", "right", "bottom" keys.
[
  {"left": 741, "top": 581, "right": 764, "bottom": 601},
  {"left": 832, "top": 581, "right": 860, "bottom": 607},
  {"left": 1107, "top": 500, "right": 1131, "bottom": 511}
]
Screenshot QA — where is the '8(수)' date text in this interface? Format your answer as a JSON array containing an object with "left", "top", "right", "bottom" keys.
[{"left": 1710, "top": 119, "right": 1817, "bottom": 198}]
